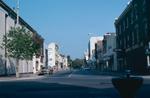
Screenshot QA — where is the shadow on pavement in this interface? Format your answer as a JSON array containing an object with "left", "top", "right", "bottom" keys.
[
  {"left": 0, "top": 81, "right": 119, "bottom": 98},
  {"left": 136, "top": 84, "right": 150, "bottom": 98},
  {"left": 0, "top": 81, "right": 149, "bottom": 98}
]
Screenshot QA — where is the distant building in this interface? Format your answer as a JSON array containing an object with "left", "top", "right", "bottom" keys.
[
  {"left": 102, "top": 33, "right": 117, "bottom": 71},
  {"left": 48, "top": 43, "right": 68, "bottom": 72},
  {"left": 88, "top": 36, "right": 103, "bottom": 68},
  {"left": 32, "top": 33, "right": 44, "bottom": 74},
  {"left": 43, "top": 43, "right": 48, "bottom": 69},
  {"left": 58, "top": 54, "right": 68, "bottom": 70},
  {"left": 48, "top": 43, "right": 59, "bottom": 70},
  {"left": 84, "top": 49, "right": 89, "bottom": 67},
  {"left": 84, "top": 49, "right": 89, "bottom": 61},
  {"left": 115, "top": 0, "right": 150, "bottom": 73},
  {"left": 95, "top": 40, "right": 103, "bottom": 70},
  {"left": 0, "top": 0, "right": 44, "bottom": 75},
  {"left": 88, "top": 36, "right": 103, "bottom": 60},
  {"left": 44, "top": 49, "right": 48, "bottom": 69}
]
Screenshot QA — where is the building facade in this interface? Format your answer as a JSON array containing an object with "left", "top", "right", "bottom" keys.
[
  {"left": 95, "top": 40, "right": 103, "bottom": 70},
  {"left": 84, "top": 49, "right": 89, "bottom": 67},
  {"left": 0, "top": 0, "right": 44, "bottom": 75},
  {"left": 48, "top": 42, "right": 68, "bottom": 72},
  {"left": 48, "top": 43, "right": 59, "bottom": 70},
  {"left": 102, "top": 33, "right": 117, "bottom": 71},
  {"left": 88, "top": 36, "right": 103, "bottom": 59},
  {"left": 115, "top": 0, "right": 150, "bottom": 73},
  {"left": 58, "top": 54, "right": 68, "bottom": 70},
  {"left": 88, "top": 36, "right": 103, "bottom": 69}
]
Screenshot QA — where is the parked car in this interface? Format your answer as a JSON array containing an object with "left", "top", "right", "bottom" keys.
[
  {"left": 82, "top": 67, "right": 90, "bottom": 71},
  {"left": 48, "top": 68, "right": 53, "bottom": 75},
  {"left": 37, "top": 67, "right": 47, "bottom": 75}
]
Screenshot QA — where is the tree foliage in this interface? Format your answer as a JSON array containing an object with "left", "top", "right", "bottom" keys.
[
  {"left": 72, "top": 58, "right": 84, "bottom": 69},
  {"left": 2, "top": 27, "right": 40, "bottom": 60},
  {"left": 67, "top": 55, "right": 72, "bottom": 68}
]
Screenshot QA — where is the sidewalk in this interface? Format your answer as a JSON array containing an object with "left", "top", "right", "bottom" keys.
[
  {"left": 82, "top": 69, "right": 150, "bottom": 78},
  {"left": 0, "top": 74, "right": 44, "bottom": 82},
  {"left": 51, "top": 70, "right": 72, "bottom": 76},
  {"left": 80, "top": 69, "right": 125, "bottom": 77}
]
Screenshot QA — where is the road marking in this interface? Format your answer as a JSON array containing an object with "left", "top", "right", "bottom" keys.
[{"left": 68, "top": 74, "right": 72, "bottom": 78}]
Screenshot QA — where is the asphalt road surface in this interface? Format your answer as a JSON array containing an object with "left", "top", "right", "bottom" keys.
[{"left": 0, "top": 69, "right": 150, "bottom": 98}]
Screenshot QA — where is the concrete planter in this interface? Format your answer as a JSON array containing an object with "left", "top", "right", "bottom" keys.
[{"left": 112, "top": 77, "right": 143, "bottom": 98}]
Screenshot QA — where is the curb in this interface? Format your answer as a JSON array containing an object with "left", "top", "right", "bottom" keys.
[{"left": 0, "top": 75, "right": 44, "bottom": 82}]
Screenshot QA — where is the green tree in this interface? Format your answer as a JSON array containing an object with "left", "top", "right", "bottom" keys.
[
  {"left": 72, "top": 58, "right": 84, "bottom": 69},
  {"left": 2, "top": 27, "right": 40, "bottom": 78},
  {"left": 67, "top": 55, "right": 72, "bottom": 69}
]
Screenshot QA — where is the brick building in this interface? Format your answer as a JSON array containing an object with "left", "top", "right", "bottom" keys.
[{"left": 115, "top": 0, "right": 150, "bottom": 74}]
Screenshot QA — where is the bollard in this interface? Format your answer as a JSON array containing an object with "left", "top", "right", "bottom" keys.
[{"left": 112, "top": 73, "right": 143, "bottom": 98}]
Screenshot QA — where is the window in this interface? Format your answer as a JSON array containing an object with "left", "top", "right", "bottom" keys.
[
  {"left": 131, "top": 11, "right": 134, "bottom": 24},
  {"left": 132, "top": 32, "right": 135, "bottom": 45},
  {"left": 116, "top": 27, "right": 119, "bottom": 35},
  {"left": 135, "top": 24, "right": 139, "bottom": 43},
  {"left": 144, "top": 23, "right": 148, "bottom": 37},
  {"left": 143, "top": 0, "right": 146, "bottom": 5},
  {"left": 135, "top": 14, "right": 138, "bottom": 20},
  {"left": 136, "top": 32, "right": 139, "bottom": 43},
  {"left": 147, "top": 55, "right": 150, "bottom": 67},
  {"left": 119, "top": 25, "right": 122, "bottom": 34},
  {"left": 124, "top": 38, "right": 126, "bottom": 48},
  {"left": 123, "top": 21, "right": 125, "bottom": 31},
  {"left": 135, "top": 10, "right": 138, "bottom": 20},
  {"left": 127, "top": 35, "right": 129, "bottom": 42},
  {"left": 127, "top": 35, "right": 130, "bottom": 47},
  {"left": 119, "top": 40, "right": 122, "bottom": 47},
  {"left": 133, "top": 4, "right": 138, "bottom": 20},
  {"left": 134, "top": 4, "right": 137, "bottom": 8},
  {"left": 126, "top": 17, "right": 129, "bottom": 28}
]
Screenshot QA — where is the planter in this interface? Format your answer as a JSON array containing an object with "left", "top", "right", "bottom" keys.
[{"left": 112, "top": 77, "right": 143, "bottom": 98}]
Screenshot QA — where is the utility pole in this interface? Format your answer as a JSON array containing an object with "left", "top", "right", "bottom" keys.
[
  {"left": 16, "top": 0, "right": 19, "bottom": 26},
  {"left": 15, "top": 0, "right": 20, "bottom": 78},
  {"left": 4, "top": 14, "right": 8, "bottom": 76}
]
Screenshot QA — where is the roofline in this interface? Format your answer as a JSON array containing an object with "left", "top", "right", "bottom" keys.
[
  {"left": 0, "top": 0, "right": 44, "bottom": 40},
  {"left": 115, "top": 0, "right": 133, "bottom": 25}
]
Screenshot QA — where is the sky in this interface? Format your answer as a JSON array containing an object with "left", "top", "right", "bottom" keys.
[{"left": 3, "top": 0, "right": 130, "bottom": 59}]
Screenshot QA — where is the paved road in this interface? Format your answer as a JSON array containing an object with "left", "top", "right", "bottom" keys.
[{"left": 0, "top": 69, "right": 150, "bottom": 98}]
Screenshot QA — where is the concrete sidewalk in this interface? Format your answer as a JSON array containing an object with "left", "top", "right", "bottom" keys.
[
  {"left": 52, "top": 70, "right": 72, "bottom": 75},
  {"left": 0, "top": 74, "right": 44, "bottom": 82}
]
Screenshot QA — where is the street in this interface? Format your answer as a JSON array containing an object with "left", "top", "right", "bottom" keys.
[{"left": 0, "top": 70, "right": 150, "bottom": 98}]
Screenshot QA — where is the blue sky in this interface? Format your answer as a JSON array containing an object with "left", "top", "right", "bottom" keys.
[{"left": 4, "top": 0, "right": 129, "bottom": 59}]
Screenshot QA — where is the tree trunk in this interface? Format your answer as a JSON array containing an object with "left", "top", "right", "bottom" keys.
[
  {"left": 26, "top": 60, "right": 28, "bottom": 73},
  {"left": 16, "top": 58, "right": 20, "bottom": 78}
]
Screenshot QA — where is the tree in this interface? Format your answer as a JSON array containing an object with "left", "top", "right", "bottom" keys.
[
  {"left": 67, "top": 55, "right": 72, "bottom": 69},
  {"left": 2, "top": 27, "right": 40, "bottom": 78},
  {"left": 72, "top": 58, "right": 84, "bottom": 69}
]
